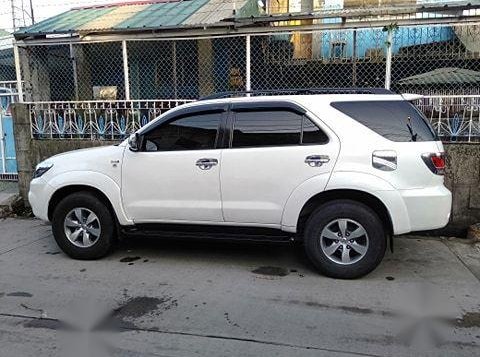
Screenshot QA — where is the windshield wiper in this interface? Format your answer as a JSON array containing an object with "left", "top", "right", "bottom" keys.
[{"left": 406, "top": 116, "right": 418, "bottom": 142}]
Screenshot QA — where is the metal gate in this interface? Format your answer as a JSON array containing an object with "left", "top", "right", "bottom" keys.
[{"left": 0, "top": 88, "right": 18, "bottom": 179}]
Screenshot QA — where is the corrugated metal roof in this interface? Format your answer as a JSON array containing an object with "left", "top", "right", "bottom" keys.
[
  {"left": 398, "top": 67, "right": 480, "bottom": 86},
  {"left": 15, "top": 0, "right": 259, "bottom": 38},
  {"left": 78, "top": 4, "right": 151, "bottom": 31},
  {"left": 20, "top": 6, "right": 115, "bottom": 34},
  {"left": 184, "top": 0, "right": 251, "bottom": 26},
  {"left": 121, "top": 0, "right": 208, "bottom": 28}
]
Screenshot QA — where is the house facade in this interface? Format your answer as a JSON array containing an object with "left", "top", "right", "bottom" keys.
[{"left": 10, "top": 0, "right": 480, "bottom": 102}]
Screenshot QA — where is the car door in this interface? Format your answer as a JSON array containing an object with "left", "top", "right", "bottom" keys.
[
  {"left": 220, "top": 101, "right": 340, "bottom": 225},
  {"left": 122, "top": 106, "right": 226, "bottom": 223}
]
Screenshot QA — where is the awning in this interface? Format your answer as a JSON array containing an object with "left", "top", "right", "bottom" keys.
[{"left": 398, "top": 67, "right": 480, "bottom": 86}]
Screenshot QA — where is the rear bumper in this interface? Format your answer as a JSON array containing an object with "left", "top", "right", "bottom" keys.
[{"left": 398, "top": 185, "right": 452, "bottom": 233}]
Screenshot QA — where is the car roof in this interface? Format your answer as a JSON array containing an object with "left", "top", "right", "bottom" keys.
[
  {"left": 138, "top": 93, "right": 418, "bottom": 135},
  {"left": 183, "top": 93, "right": 408, "bottom": 109}
]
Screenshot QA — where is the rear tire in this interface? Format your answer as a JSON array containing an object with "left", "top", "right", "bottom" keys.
[
  {"left": 52, "top": 191, "right": 116, "bottom": 260},
  {"left": 304, "top": 199, "right": 386, "bottom": 279}
]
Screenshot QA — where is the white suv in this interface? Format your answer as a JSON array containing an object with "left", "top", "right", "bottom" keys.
[{"left": 29, "top": 91, "right": 451, "bottom": 278}]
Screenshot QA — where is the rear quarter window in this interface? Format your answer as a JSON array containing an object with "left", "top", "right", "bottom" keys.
[{"left": 331, "top": 100, "right": 437, "bottom": 142}]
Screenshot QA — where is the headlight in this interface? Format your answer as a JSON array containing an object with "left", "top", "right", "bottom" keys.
[{"left": 33, "top": 163, "right": 53, "bottom": 178}]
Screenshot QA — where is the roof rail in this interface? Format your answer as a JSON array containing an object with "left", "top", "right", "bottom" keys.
[{"left": 200, "top": 88, "right": 394, "bottom": 100}]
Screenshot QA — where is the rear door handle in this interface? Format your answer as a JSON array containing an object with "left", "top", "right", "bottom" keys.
[
  {"left": 305, "top": 155, "right": 330, "bottom": 167},
  {"left": 196, "top": 158, "right": 218, "bottom": 170}
]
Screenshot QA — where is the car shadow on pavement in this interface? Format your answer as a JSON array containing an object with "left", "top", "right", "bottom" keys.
[
  {"left": 107, "top": 234, "right": 472, "bottom": 283},
  {"left": 116, "top": 234, "right": 318, "bottom": 272}
]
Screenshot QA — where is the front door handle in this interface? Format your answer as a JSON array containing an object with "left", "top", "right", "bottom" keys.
[
  {"left": 196, "top": 158, "right": 218, "bottom": 170},
  {"left": 305, "top": 155, "right": 330, "bottom": 167}
]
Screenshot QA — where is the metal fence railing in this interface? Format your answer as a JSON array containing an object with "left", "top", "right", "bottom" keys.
[
  {"left": 415, "top": 95, "right": 480, "bottom": 142},
  {"left": 0, "top": 81, "right": 19, "bottom": 91},
  {"left": 27, "top": 96, "right": 480, "bottom": 143},
  {"left": 28, "top": 99, "right": 193, "bottom": 140}
]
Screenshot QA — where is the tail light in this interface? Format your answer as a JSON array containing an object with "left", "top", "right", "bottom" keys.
[{"left": 422, "top": 152, "right": 445, "bottom": 175}]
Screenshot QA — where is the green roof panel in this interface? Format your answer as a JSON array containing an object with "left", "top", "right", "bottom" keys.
[
  {"left": 398, "top": 67, "right": 480, "bottom": 86},
  {"left": 14, "top": 0, "right": 260, "bottom": 38},
  {"left": 118, "top": 0, "right": 209, "bottom": 29},
  {"left": 17, "top": 7, "right": 115, "bottom": 35}
]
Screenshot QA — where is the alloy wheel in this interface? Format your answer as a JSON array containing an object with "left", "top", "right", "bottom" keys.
[
  {"left": 63, "top": 208, "right": 102, "bottom": 248},
  {"left": 320, "top": 218, "right": 369, "bottom": 265}
]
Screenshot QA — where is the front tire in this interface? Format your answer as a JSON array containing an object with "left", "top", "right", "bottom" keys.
[
  {"left": 304, "top": 200, "right": 387, "bottom": 279},
  {"left": 52, "top": 192, "right": 116, "bottom": 260}
]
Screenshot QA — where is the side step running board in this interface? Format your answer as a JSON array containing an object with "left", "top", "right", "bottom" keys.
[{"left": 121, "top": 224, "right": 295, "bottom": 243}]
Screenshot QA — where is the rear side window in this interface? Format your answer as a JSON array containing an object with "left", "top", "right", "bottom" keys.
[
  {"left": 231, "top": 110, "right": 328, "bottom": 148},
  {"left": 331, "top": 100, "right": 437, "bottom": 142},
  {"left": 232, "top": 110, "right": 301, "bottom": 148}
]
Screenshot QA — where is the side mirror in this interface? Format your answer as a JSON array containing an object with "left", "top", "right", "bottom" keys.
[{"left": 128, "top": 133, "right": 141, "bottom": 152}]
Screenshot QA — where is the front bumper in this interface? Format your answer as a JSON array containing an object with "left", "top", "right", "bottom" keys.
[{"left": 28, "top": 177, "right": 54, "bottom": 222}]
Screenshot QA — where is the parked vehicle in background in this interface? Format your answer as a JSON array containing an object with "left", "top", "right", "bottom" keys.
[
  {"left": 0, "top": 87, "right": 17, "bottom": 175},
  {"left": 28, "top": 89, "right": 452, "bottom": 279}
]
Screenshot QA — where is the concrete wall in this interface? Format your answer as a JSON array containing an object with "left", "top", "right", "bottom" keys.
[
  {"left": 443, "top": 143, "right": 480, "bottom": 236},
  {"left": 12, "top": 104, "right": 480, "bottom": 236},
  {"left": 12, "top": 104, "right": 117, "bottom": 201}
]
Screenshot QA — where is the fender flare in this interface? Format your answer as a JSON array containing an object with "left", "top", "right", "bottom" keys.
[
  {"left": 46, "top": 170, "right": 133, "bottom": 226},
  {"left": 281, "top": 172, "right": 332, "bottom": 231},
  {"left": 281, "top": 171, "right": 410, "bottom": 234}
]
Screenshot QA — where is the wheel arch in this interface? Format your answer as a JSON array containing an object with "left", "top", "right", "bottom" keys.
[
  {"left": 296, "top": 189, "right": 394, "bottom": 238},
  {"left": 48, "top": 185, "right": 116, "bottom": 222},
  {"left": 44, "top": 170, "right": 133, "bottom": 226}
]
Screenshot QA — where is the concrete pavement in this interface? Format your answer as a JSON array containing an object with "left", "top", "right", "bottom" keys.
[
  {"left": 0, "top": 181, "right": 18, "bottom": 217},
  {"left": 0, "top": 217, "right": 479, "bottom": 357}
]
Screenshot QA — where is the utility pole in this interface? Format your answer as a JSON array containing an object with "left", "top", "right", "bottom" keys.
[
  {"left": 9, "top": 0, "right": 34, "bottom": 30},
  {"left": 21, "top": 0, "right": 26, "bottom": 27},
  {"left": 10, "top": 0, "right": 17, "bottom": 31},
  {"left": 29, "top": 0, "right": 35, "bottom": 24}
]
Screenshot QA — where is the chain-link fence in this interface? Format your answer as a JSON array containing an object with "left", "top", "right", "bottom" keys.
[
  {"left": 127, "top": 37, "right": 246, "bottom": 100},
  {"left": 250, "top": 27, "right": 387, "bottom": 91},
  {"left": 16, "top": 22, "right": 480, "bottom": 102},
  {"left": 392, "top": 24, "right": 480, "bottom": 95},
  {"left": 0, "top": 35, "right": 16, "bottom": 84}
]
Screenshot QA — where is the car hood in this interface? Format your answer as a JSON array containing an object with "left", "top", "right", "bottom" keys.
[
  {"left": 48, "top": 145, "right": 116, "bottom": 161},
  {"left": 37, "top": 144, "right": 126, "bottom": 174}
]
